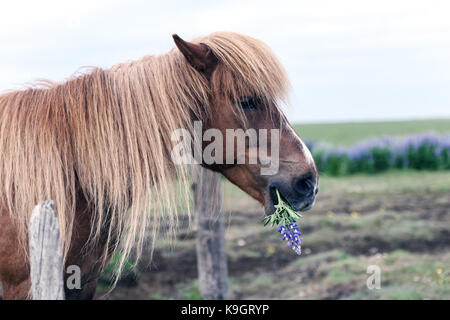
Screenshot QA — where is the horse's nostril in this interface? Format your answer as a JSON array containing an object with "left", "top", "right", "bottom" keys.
[{"left": 293, "top": 174, "right": 316, "bottom": 196}]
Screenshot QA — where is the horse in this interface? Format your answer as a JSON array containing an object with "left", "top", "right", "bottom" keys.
[{"left": 0, "top": 32, "right": 318, "bottom": 299}]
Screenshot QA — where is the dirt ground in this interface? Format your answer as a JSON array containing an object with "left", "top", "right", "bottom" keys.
[{"left": 97, "top": 173, "right": 450, "bottom": 300}]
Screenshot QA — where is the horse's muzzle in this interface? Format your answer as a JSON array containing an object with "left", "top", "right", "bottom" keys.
[{"left": 265, "top": 173, "right": 318, "bottom": 215}]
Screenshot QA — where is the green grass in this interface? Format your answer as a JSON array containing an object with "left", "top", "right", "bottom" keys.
[
  {"left": 98, "top": 169, "right": 450, "bottom": 300},
  {"left": 177, "top": 282, "right": 203, "bottom": 300},
  {"left": 229, "top": 244, "right": 450, "bottom": 300},
  {"left": 98, "top": 252, "right": 138, "bottom": 289},
  {"left": 317, "top": 170, "right": 450, "bottom": 194},
  {"left": 293, "top": 118, "right": 450, "bottom": 145},
  {"left": 220, "top": 169, "right": 450, "bottom": 299}
]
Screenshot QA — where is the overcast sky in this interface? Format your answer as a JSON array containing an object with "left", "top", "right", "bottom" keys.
[{"left": 1, "top": 0, "right": 449, "bottom": 123}]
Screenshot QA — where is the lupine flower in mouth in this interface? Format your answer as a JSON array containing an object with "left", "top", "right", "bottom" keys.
[
  {"left": 278, "top": 223, "right": 303, "bottom": 255},
  {"left": 262, "top": 189, "right": 303, "bottom": 255}
]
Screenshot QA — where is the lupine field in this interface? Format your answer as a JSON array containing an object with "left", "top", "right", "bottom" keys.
[
  {"left": 307, "top": 133, "right": 450, "bottom": 176},
  {"left": 97, "top": 119, "right": 450, "bottom": 300}
]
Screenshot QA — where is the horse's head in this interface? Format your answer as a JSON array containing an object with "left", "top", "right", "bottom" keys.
[{"left": 173, "top": 33, "right": 318, "bottom": 215}]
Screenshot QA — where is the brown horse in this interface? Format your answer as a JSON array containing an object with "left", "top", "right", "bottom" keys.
[{"left": 0, "top": 32, "right": 318, "bottom": 299}]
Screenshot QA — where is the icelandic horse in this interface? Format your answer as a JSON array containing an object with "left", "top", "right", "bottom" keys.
[{"left": 0, "top": 32, "right": 318, "bottom": 299}]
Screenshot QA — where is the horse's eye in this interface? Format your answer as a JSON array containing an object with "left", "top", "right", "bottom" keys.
[{"left": 240, "top": 97, "right": 260, "bottom": 110}]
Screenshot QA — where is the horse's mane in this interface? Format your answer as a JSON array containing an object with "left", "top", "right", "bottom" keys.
[{"left": 0, "top": 32, "right": 289, "bottom": 277}]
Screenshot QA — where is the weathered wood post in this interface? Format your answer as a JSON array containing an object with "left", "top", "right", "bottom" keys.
[
  {"left": 29, "top": 200, "right": 65, "bottom": 300},
  {"left": 192, "top": 167, "right": 228, "bottom": 299}
]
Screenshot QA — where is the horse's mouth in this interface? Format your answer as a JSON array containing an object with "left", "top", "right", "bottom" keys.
[{"left": 265, "top": 185, "right": 315, "bottom": 216}]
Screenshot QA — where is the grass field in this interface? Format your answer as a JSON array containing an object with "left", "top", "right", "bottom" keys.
[
  {"left": 97, "top": 118, "right": 450, "bottom": 300},
  {"left": 293, "top": 118, "right": 450, "bottom": 145},
  {"left": 98, "top": 171, "right": 450, "bottom": 300},
  {"left": 221, "top": 171, "right": 450, "bottom": 299}
]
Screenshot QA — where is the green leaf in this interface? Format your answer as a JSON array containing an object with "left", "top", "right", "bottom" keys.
[{"left": 262, "top": 188, "right": 304, "bottom": 229}]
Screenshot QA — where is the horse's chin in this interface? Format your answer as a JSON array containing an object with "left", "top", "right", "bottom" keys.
[
  {"left": 264, "top": 201, "right": 276, "bottom": 216},
  {"left": 263, "top": 188, "right": 277, "bottom": 216}
]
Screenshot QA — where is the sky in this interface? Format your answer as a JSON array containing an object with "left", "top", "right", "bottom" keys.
[{"left": 0, "top": 0, "right": 449, "bottom": 123}]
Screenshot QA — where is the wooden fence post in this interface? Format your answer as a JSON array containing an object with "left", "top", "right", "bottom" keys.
[
  {"left": 192, "top": 167, "right": 228, "bottom": 299},
  {"left": 29, "top": 200, "right": 65, "bottom": 300}
]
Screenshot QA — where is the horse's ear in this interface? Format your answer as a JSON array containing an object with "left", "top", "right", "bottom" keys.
[{"left": 172, "top": 34, "right": 218, "bottom": 78}]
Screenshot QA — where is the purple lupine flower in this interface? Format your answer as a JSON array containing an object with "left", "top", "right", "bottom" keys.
[
  {"left": 278, "top": 225, "right": 287, "bottom": 234},
  {"left": 310, "top": 132, "right": 450, "bottom": 173},
  {"left": 278, "top": 221, "right": 303, "bottom": 255}
]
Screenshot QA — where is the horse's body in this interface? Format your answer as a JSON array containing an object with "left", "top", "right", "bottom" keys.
[{"left": 0, "top": 32, "right": 318, "bottom": 299}]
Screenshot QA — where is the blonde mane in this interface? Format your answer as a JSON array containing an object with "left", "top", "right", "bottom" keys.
[{"left": 0, "top": 32, "right": 289, "bottom": 275}]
